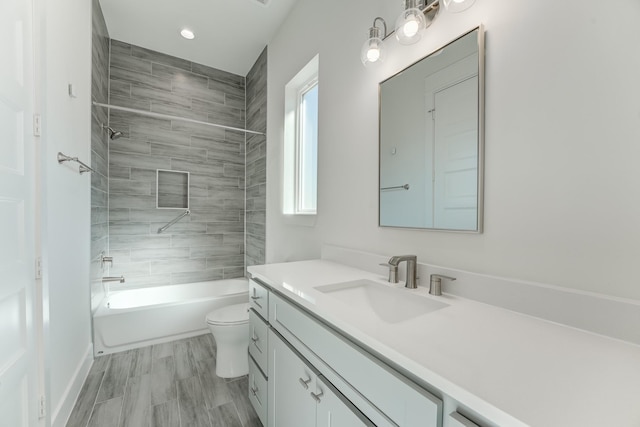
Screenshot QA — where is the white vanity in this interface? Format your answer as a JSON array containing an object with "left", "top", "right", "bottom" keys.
[{"left": 246, "top": 258, "right": 640, "bottom": 427}]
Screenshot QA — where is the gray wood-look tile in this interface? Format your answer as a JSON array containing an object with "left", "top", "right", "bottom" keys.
[
  {"left": 177, "top": 376, "right": 211, "bottom": 427},
  {"left": 96, "top": 352, "right": 133, "bottom": 402},
  {"left": 151, "top": 400, "right": 180, "bottom": 427},
  {"left": 174, "top": 339, "right": 198, "bottom": 380},
  {"left": 196, "top": 358, "right": 233, "bottom": 409},
  {"left": 87, "top": 397, "right": 123, "bottom": 427},
  {"left": 120, "top": 374, "right": 151, "bottom": 427},
  {"left": 245, "top": 47, "right": 267, "bottom": 268},
  {"left": 110, "top": 53, "right": 153, "bottom": 75},
  {"left": 70, "top": 335, "right": 257, "bottom": 427},
  {"left": 131, "top": 45, "right": 192, "bottom": 71},
  {"left": 129, "top": 347, "right": 153, "bottom": 377},
  {"left": 209, "top": 402, "right": 243, "bottom": 427},
  {"left": 190, "top": 334, "right": 216, "bottom": 361},
  {"left": 66, "top": 370, "right": 105, "bottom": 427},
  {"left": 102, "top": 38, "right": 263, "bottom": 289},
  {"left": 150, "top": 356, "right": 177, "bottom": 406},
  {"left": 227, "top": 377, "right": 261, "bottom": 427}
]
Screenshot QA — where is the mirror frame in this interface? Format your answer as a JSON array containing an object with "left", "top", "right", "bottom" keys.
[{"left": 378, "top": 26, "right": 485, "bottom": 233}]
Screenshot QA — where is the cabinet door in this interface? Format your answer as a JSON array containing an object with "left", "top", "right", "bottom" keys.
[
  {"left": 269, "top": 331, "right": 316, "bottom": 427},
  {"left": 315, "top": 376, "right": 375, "bottom": 427}
]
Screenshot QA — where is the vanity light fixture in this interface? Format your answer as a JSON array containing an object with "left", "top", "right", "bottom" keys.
[
  {"left": 395, "top": 0, "right": 428, "bottom": 45},
  {"left": 362, "top": 0, "right": 476, "bottom": 66},
  {"left": 361, "top": 17, "right": 387, "bottom": 67},
  {"left": 180, "top": 28, "right": 195, "bottom": 40}
]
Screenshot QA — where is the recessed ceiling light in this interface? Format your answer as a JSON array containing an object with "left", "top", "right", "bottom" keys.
[{"left": 180, "top": 28, "right": 195, "bottom": 40}]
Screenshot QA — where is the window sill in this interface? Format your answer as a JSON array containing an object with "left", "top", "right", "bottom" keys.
[{"left": 283, "top": 213, "right": 317, "bottom": 228}]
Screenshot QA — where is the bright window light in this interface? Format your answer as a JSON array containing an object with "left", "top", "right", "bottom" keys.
[{"left": 284, "top": 55, "right": 319, "bottom": 216}]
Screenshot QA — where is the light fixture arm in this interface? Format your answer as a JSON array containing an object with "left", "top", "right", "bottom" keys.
[{"left": 370, "top": 16, "right": 387, "bottom": 40}]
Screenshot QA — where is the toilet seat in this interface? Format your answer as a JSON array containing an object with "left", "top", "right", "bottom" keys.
[{"left": 206, "top": 302, "right": 249, "bottom": 326}]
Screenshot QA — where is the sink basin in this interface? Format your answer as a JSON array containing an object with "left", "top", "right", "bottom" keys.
[{"left": 315, "top": 280, "right": 448, "bottom": 324}]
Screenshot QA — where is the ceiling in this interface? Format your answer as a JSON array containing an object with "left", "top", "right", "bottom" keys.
[{"left": 99, "top": 0, "right": 298, "bottom": 77}]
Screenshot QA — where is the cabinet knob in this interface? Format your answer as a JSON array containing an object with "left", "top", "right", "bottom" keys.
[
  {"left": 250, "top": 295, "right": 262, "bottom": 300},
  {"left": 310, "top": 391, "right": 323, "bottom": 403},
  {"left": 298, "top": 376, "right": 312, "bottom": 390},
  {"left": 250, "top": 386, "right": 258, "bottom": 396},
  {"left": 251, "top": 335, "right": 259, "bottom": 343}
]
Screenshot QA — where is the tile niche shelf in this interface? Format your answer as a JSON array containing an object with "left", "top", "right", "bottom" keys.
[{"left": 156, "top": 169, "right": 190, "bottom": 209}]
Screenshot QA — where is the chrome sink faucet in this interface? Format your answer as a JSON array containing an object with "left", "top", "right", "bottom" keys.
[{"left": 387, "top": 255, "right": 418, "bottom": 289}]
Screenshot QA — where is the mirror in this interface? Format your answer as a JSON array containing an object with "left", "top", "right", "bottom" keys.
[{"left": 379, "top": 27, "right": 484, "bottom": 232}]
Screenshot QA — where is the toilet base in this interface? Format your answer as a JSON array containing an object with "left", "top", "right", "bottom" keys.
[
  {"left": 208, "top": 322, "right": 250, "bottom": 378},
  {"left": 215, "top": 345, "right": 249, "bottom": 378}
]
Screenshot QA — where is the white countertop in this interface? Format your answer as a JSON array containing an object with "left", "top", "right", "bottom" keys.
[{"left": 248, "top": 259, "right": 640, "bottom": 427}]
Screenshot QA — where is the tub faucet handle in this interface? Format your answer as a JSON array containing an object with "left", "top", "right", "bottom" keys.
[{"left": 100, "top": 253, "right": 113, "bottom": 268}]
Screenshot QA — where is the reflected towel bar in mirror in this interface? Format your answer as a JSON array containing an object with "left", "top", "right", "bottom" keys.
[{"left": 380, "top": 184, "right": 410, "bottom": 191}]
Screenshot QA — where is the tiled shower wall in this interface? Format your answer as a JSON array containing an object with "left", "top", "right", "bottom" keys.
[
  {"left": 106, "top": 40, "right": 248, "bottom": 289},
  {"left": 245, "top": 48, "right": 267, "bottom": 267},
  {"left": 90, "top": 0, "right": 109, "bottom": 309}
]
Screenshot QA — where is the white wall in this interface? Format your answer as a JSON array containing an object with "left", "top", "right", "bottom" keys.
[
  {"left": 43, "top": 0, "right": 93, "bottom": 423},
  {"left": 266, "top": 0, "right": 640, "bottom": 301}
]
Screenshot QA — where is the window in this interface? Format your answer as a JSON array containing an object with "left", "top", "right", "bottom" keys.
[{"left": 284, "top": 55, "right": 319, "bottom": 215}]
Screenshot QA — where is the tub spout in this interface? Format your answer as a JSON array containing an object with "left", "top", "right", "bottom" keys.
[{"left": 102, "top": 276, "right": 125, "bottom": 284}]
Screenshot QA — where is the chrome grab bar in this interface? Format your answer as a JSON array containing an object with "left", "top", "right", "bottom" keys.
[
  {"left": 380, "top": 184, "right": 410, "bottom": 191},
  {"left": 157, "top": 210, "right": 190, "bottom": 234},
  {"left": 57, "top": 152, "right": 96, "bottom": 174}
]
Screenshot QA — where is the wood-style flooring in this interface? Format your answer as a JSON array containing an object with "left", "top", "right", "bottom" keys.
[{"left": 66, "top": 334, "right": 260, "bottom": 427}]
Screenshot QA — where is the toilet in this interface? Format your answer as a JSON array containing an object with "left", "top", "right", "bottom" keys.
[{"left": 206, "top": 302, "right": 250, "bottom": 378}]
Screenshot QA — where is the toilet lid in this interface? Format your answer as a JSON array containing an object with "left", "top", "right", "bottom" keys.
[{"left": 206, "top": 302, "right": 249, "bottom": 325}]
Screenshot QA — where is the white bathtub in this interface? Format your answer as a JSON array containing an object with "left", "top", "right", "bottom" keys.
[{"left": 93, "top": 278, "right": 249, "bottom": 356}]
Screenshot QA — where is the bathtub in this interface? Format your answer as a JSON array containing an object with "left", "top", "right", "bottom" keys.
[{"left": 93, "top": 278, "right": 249, "bottom": 356}]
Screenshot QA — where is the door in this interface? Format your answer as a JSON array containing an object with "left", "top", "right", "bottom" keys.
[
  {"left": 315, "top": 376, "right": 374, "bottom": 427},
  {"left": 433, "top": 76, "right": 478, "bottom": 230},
  {"left": 269, "top": 331, "right": 316, "bottom": 427},
  {"left": 0, "top": 0, "right": 39, "bottom": 425}
]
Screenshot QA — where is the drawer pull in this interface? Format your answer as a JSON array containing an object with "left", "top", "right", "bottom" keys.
[
  {"left": 310, "top": 391, "right": 323, "bottom": 403},
  {"left": 251, "top": 295, "right": 262, "bottom": 300},
  {"left": 298, "top": 377, "right": 312, "bottom": 390}
]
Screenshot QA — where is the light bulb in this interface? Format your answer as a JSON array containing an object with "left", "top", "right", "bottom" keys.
[
  {"left": 367, "top": 47, "right": 381, "bottom": 62},
  {"left": 395, "top": 7, "right": 426, "bottom": 45},
  {"left": 403, "top": 19, "right": 419, "bottom": 38},
  {"left": 443, "top": 0, "right": 476, "bottom": 13},
  {"left": 361, "top": 17, "right": 387, "bottom": 67},
  {"left": 361, "top": 36, "right": 385, "bottom": 66}
]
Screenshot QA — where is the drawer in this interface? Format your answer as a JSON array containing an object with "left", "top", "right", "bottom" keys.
[
  {"left": 248, "top": 356, "right": 268, "bottom": 426},
  {"left": 249, "top": 279, "right": 269, "bottom": 320},
  {"left": 249, "top": 308, "right": 269, "bottom": 376},
  {"left": 270, "top": 292, "right": 442, "bottom": 427},
  {"left": 448, "top": 412, "right": 480, "bottom": 427}
]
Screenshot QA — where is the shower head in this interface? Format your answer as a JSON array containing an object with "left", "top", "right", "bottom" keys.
[{"left": 102, "top": 125, "right": 123, "bottom": 140}]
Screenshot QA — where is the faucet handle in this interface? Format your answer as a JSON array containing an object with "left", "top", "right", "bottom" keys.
[
  {"left": 379, "top": 263, "right": 399, "bottom": 283},
  {"left": 429, "top": 274, "right": 456, "bottom": 296}
]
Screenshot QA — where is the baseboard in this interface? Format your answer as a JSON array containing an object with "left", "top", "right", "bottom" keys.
[
  {"left": 322, "top": 244, "right": 640, "bottom": 345},
  {"left": 51, "top": 343, "right": 94, "bottom": 427}
]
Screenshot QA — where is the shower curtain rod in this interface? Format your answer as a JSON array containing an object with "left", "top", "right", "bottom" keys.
[{"left": 92, "top": 102, "right": 265, "bottom": 136}]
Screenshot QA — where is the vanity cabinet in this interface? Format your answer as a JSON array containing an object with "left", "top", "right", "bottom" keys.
[
  {"left": 269, "top": 329, "right": 373, "bottom": 427},
  {"left": 248, "top": 277, "right": 445, "bottom": 427},
  {"left": 248, "top": 279, "right": 270, "bottom": 426}
]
